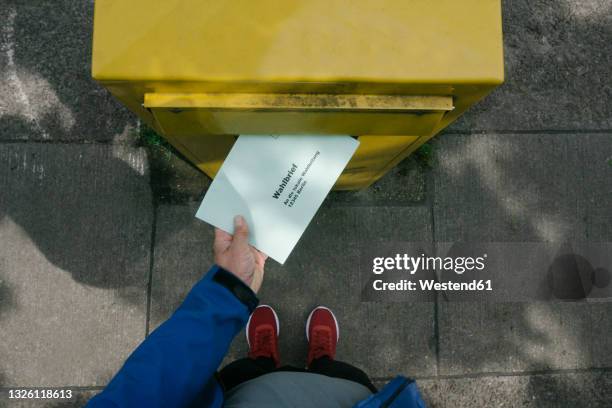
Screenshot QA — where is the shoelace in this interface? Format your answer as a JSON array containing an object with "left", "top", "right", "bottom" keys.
[
  {"left": 310, "top": 327, "right": 333, "bottom": 360},
  {"left": 253, "top": 327, "right": 275, "bottom": 357}
]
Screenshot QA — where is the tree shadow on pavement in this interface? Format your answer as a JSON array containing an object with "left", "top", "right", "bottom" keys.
[
  {"left": 0, "top": 137, "right": 153, "bottom": 293},
  {"left": 1, "top": 0, "right": 611, "bottom": 406},
  {"left": 430, "top": 133, "right": 612, "bottom": 405},
  {"left": 0, "top": 1, "right": 196, "bottom": 301},
  {"left": 0, "top": 0, "right": 134, "bottom": 142}
]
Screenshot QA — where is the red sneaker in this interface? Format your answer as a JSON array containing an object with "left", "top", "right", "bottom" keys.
[
  {"left": 246, "top": 305, "right": 280, "bottom": 367},
  {"left": 306, "top": 306, "right": 339, "bottom": 366}
]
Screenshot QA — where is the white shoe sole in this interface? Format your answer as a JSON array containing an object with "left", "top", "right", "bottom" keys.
[
  {"left": 246, "top": 305, "right": 280, "bottom": 348},
  {"left": 306, "top": 306, "right": 340, "bottom": 342}
]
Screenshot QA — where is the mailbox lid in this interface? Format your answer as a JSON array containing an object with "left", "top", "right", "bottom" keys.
[
  {"left": 92, "top": 0, "right": 503, "bottom": 88},
  {"left": 144, "top": 92, "right": 453, "bottom": 136}
]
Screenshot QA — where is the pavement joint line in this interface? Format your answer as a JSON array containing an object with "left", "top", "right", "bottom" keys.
[
  {"left": 326, "top": 202, "right": 429, "bottom": 208},
  {"left": 0, "top": 139, "right": 134, "bottom": 145},
  {"left": 144, "top": 201, "right": 159, "bottom": 337},
  {"left": 576, "top": 139, "right": 590, "bottom": 240},
  {"left": 423, "top": 164, "right": 441, "bottom": 377},
  {"left": 406, "top": 366, "right": 612, "bottom": 382},
  {"left": 370, "top": 366, "right": 612, "bottom": 384}
]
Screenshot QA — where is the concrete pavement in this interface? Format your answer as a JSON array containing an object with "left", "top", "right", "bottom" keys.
[{"left": 1, "top": 0, "right": 612, "bottom": 406}]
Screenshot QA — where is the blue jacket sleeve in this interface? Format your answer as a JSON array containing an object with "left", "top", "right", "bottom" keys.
[{"left": 87, "top": 265, "right": 258, "bottom": 408}]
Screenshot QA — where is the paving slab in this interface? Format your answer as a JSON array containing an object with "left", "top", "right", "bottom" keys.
[
  {"left": 437, "top": 302, "right": 605, "bottom": 375},
  {"left": 146, "top": 144, "right": 211, "bottom": 205},
  {"left": 575, "top": 134, "right": 612, "bottom": 240},
  {"left": 151, "top": 203, "right": 436, "bottom": 378},
  {"left": 432, "top": 133, "right": 587, "bottom": 242},
  {"left": 409, "top": 371, "right": 612, "bottom": 408},
  {"left": 0, "top": 144, "right": 152, "bottom": 386},
  {"left": 448, "top": 0, "right": 612, "bottom": 132},
  {"left": 148, "top": 204, "right": 213, "bottom": 329},
  {"left": 327, "top": 156, "right": 426, "bottom": 206},
  {"left": 432, "top": 133, "right": 612, "bottom": 375},
  {"left": 0, "top": 2, "right": 136, "bottom": 141}
]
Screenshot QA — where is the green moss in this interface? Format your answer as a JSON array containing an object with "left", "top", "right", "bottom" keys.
[
  {"left": 136, "top": 123, "right": 207, "bottom": 204},
  {"left": 138, "top": 124, "right": 173, "bottom": 150},
  {"left": 136, "top": 124, "right": 179, "bottom": 163},
  {"left": 607, "top": 157, "right": 612, "bottom": 167},
  {"left": 414, "top": 142, "right": 435, "bottom": 168}
]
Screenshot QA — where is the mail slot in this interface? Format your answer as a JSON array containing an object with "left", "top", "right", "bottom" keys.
[{"left": 92, "top": 0, "right": 504, "bottom": 190}]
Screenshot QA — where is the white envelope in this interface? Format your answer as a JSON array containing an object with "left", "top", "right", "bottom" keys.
[{"left": 196, "top": 135, "right": 359, "bottom": 264}]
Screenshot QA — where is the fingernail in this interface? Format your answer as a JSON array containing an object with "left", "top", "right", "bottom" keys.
[{"left": 234, "top": 215, "right": 244, "bottom": 227}]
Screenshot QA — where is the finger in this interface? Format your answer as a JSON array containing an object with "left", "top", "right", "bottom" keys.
[
  {"left": 256, "top": 249, "right": 269, "bottom": 261},
  {"left": 253, "top": 250, "right": 266, "bottom": 269},
  {"left": 215, "top": 227, "right": 232, "bottom": 242},
  {"left": 213, "top": 228, "right": 232, "bottom": 252},
  {"left": 232, "top": 215, "right": 250, "bottom": 246},
  {"left": 250, "top": 266, "right": 265, "bottom": 293},
  {"left": 250, "top": 246, "right": 266, "bottom": 260}
]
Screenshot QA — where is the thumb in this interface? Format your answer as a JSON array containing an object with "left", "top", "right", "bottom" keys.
[
  {"left": 232, "top": 215, "right": 250, "bottom": 245},
  {"left": 250, "top": 266, "right": 264, "bottom": 293}
]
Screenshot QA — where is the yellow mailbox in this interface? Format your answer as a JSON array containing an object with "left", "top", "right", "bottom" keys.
[{"left": 92, "top": 0, "right": 503, "bottom": 190}]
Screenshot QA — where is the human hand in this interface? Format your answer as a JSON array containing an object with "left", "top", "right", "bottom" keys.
[{"left": 213, "top": 215, "right": 267, "bottom": 293}]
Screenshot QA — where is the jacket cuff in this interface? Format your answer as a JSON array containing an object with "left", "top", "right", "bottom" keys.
[{"left": 212, "top": 266, "right": 259, "bottom": 313}]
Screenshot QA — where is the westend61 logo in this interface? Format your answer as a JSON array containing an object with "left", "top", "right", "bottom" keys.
[{"left": 360, "top": 243, "right": 612, "bottom": 302}]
